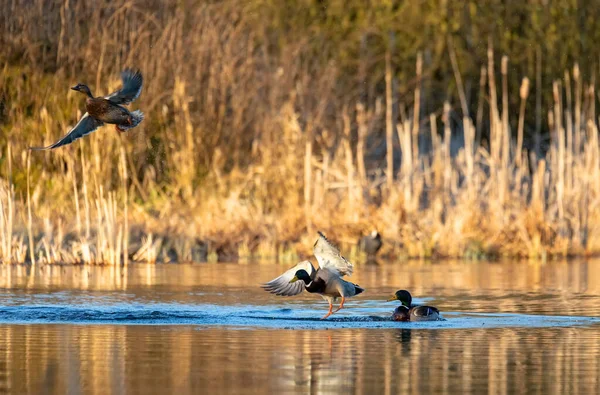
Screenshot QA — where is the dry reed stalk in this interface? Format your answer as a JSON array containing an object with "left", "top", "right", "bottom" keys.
[
  {"left": 501, "top": 56, "right": 510, "bottom": 167},
  {"left": 71, "top": 159, "right": 82, "bottom": 236},
  {"left": 356, "top": 103, "right": 367, "bottom": 187},
  {"left": 0, "top": 189, "right": 11, "bottom": 263},
  {"left": 463, "top": 117, "right": 475, "bottom": 199},
  {"left": 430, "top": 113, "right": 439, "bottom": 153},
  {"left": 553, "top": 81, "right": 565, "bottom": 221},
  {"left": 397, "top": 120, "right": 413, "bottom": 211},
  {"left": 476, "top": 66, "right": 486, "bottom": 143},
  {"left": 341, "top": 107, "right": 357, "bottom": 217},
  {"left": 412, "top": 52, "right": 422, "bottom": 165},
  {"left": 80, "top": 147, "right": 91, "bottom": 240},
  {"left": 172, "top": 78, "right": 195, "bottom": 199},
  {"left": 516, "top": 77, "right": 530, "bottom": 166},
  {"left": 56, "top": 0, "right": 70, "bottom": 65},
  {"left": 385, "top": 32, "right": 395, "bottom": 192},
  {"left": 590, "top": 72, "right": 596, "bottom": 122},
  {"left": 304, "top": 123, "right": 313, "bottom": 233},
  {"left": 448, "top": 37, "right": 469, "bottom": 118},
  {"left": 565, "top": 70, "right": 572, "bottom": 121},
  {"left": 574, "top": 64, "right": 582, "bottom": 153},
  {"left": 487, "top": 40, "right": 500, "bottom": 163},
  {"left": 132, "top": 234, "right": 160, "bottom": 264},
  {"left": 426, "top": 113, "right": 438, "bottom": 189},
  {"left": 120, "top": 147, "right": 128, "bottom": 266},
  {"left": 566, "top": 110, "right": 574, "bottom": 193},
  {"left": 0, "top": 143, "right": 14, "bottom": 263},
  {"left": 26, "top": 151, "right": 35, "bottom": 265},
  {"left": 442, "top": 102, "right": 451, "bottom": 195}
]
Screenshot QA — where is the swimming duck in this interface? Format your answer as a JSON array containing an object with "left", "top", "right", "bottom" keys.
[
  {"left": 262, "top": 232, "right": 364, "bottom": 319},
  {"left": 358, "top": 230, "right": 382, "bottom": 258},
  {"left": 30, "top": 69, "right": 144, "bottom": 150},
  {"left": 387, "top": 290, "right": 441, "bottom": 322}
]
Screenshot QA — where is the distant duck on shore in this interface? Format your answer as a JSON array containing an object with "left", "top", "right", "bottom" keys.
[{"left": 358, "top": 230, "right": 382, "bottom": 258}]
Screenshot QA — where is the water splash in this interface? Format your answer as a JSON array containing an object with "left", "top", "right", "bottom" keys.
[{"left": 0, "top": 303, "right": 598, "bottom": 329}]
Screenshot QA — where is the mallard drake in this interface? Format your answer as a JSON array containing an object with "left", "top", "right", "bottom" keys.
[
  {"left": 30, "top": 69, "right": 144, "bottom": 150},
  {"left": 358, "top": 230, "right": 382, "bottom": 257},
  {"left": 387, "top": 290, "right": 441, "bottom": 322},
  {"left": 262, "top": 231, "right": 364, "bottom": 319}
]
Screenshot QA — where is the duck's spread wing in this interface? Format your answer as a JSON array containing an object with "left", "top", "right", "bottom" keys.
[
  {"left": 105, "top": 69, "right": 143, "bottom": 105},
  {"left": 313, "top": 231, "right": 353, "bottom": 277},
  {"left": 261, "top": 260, "right": 316, "bottom": 296},
  {"left": 29, "top": 113, "right": 104, "bottom": 150}
]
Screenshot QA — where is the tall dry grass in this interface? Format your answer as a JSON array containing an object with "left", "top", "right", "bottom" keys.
[{"left": 0, "top": 0, "right": 599, "bottom": 263}]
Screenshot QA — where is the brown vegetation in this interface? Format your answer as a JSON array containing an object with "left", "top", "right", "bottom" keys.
[{"left": 1, "top": 0, "right": 600, "bottom": 263}]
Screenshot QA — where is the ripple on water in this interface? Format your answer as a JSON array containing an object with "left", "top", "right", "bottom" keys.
[{"left": 0, "top": 303, "right": 598, "bottom": 330}]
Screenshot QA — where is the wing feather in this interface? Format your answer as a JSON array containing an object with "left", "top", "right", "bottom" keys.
[
  {"left": 105, "top": 69, "right": 143, "bottom": 105},
  {"left": 29, "top": 113, "right": 103, "bottom": 150},
  {"left": 261, "top": 260, "right": 316, "bottom": 296},
  {"left": 313, "top": 231, "right": 353, "bottom": 277},
  {"left": 412, "top": 306, "right": 440, "bottom": 317}
]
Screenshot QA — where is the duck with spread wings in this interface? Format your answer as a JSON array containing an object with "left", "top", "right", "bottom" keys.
[
  {"left": 30, "top": 69, "right": 144, "bottom": 150},
  {"left": 262, "top": 232, "right": 364, "bottom": 319}
]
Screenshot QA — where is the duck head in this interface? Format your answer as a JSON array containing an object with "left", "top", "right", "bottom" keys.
[
  {"left": 71, "top": 83, "right": 93, "bottom": 98},
  {"left": 289, "top": 269, "right": 312, "bottom": 285},
  {"left": 387, "top": 290, "right": 412, "bottom": 306}
]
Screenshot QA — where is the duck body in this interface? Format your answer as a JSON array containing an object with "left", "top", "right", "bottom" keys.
[
  {"left": 85, "top": 97, "right": 134, "bottom": 127},
  {"left": 298, "top": 267, "right": 364, "bottom": 301},
  {"left": 392, "top": 305, "right": 441, "bottom": 322},
  {"left": 388, "top": 290, "right": 442, "bottom": 322}
]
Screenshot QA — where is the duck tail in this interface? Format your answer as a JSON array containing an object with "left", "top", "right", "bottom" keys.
[
  {"left": 118, "top": 110, "right": 144, "bottom": 131},
  {"left": 353, "top": 284, "right": 364, "bottom": 296}
]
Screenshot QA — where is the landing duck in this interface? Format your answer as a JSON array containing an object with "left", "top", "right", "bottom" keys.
[
  {"left": 262, "top": 232, "right": 364, "bottom": 319},
  {"left": 388, "top": 290, "right": 441, "bottom": 322},
  {"left": 30, "top": 69, "right": 144, "bottom": 150}
]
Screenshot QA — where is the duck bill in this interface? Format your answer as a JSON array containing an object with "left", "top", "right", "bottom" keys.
[
  {"left": 289, "top": 276, "right": 299, "bottom": 283},
  {"left": 70, "top": 86, "right": 79, "bottom": 91},
  {"left": 386, "top": 296, "right": 398, "bottom": 302}
]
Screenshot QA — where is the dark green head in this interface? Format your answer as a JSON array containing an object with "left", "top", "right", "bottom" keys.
[
  {"left": 71, "top": 83, "right": 93, "bottom": 98},
  {"left": 387, "top": 290, "right": 412, "bottom": 306},
  {"left": 289, "top": 269, "right": 312, "bottom": 285}
]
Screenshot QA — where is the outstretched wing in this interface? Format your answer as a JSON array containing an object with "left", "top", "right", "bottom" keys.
[
  {"left": 313, "top": 231, "right": 353, "bottom": 277},
  {"left": 29, "top": 113, "right": 104, "bottom": 150},
  {"left": 261, "top": 260, "right": 316, "bottom": 296},
  {"left": 105, "top": 69, "right": 143, "bottom": 105}
]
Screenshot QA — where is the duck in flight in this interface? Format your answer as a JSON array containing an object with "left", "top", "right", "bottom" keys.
[
  {"left": 262, "top": 232, "right": 364, "bottom": 319},
  {"left": 30, "top": 69, "right": 144, "bottom": 150}
]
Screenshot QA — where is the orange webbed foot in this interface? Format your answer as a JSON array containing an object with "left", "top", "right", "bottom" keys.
[
  {"left": 321, "top": 301, "right": 334, "bottom": 320},
  {"left": 333, "top": 296, "right": 345, "bottom": 313}
]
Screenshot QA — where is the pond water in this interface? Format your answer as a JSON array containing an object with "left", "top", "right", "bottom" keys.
[{"left": 1, "top": 260, "right": 600, "bottom": 394}]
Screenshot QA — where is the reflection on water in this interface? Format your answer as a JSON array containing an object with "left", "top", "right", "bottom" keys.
[
  {"left": 0, "top": 260, "right": 600, "bottom": 394},
  {"left": 1, "top": 325, "right": 600, "bottom": 394},
  {"left": 2, "top": 260, "right": 600, "bottom": 316}
]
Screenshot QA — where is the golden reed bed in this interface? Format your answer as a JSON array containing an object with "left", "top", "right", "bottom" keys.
[{"left": 1, "top": 1, "right": 599, "bottom": 263}]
